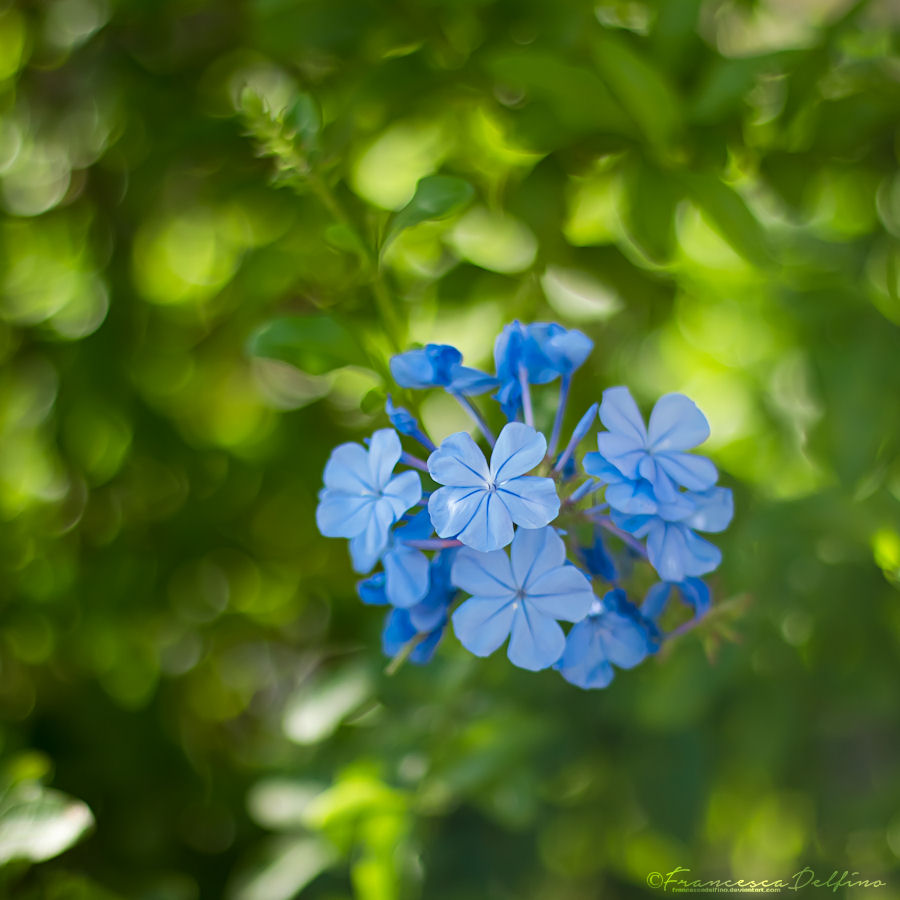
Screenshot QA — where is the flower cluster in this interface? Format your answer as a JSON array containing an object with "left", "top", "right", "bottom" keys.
[{"left": 315, "top": 321, "right": 733, "bottom": 688}]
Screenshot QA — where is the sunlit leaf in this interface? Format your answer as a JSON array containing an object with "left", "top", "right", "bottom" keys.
[
  {"left": 246, "top": 315, "right": 363, "bottom": 375},
  {"left": 383, "top": 175, "right": 474, "bottom": 253},
  {"left": 0, "top": 783, "right": 94, "bottom": 865}
]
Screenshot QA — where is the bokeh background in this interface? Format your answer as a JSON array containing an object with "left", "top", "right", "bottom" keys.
[{"left": 1, "top": 0, "right": 899, "bottom": 897}]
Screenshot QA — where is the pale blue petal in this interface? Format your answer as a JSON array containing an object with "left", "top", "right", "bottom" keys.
[
  {"left": 357, "top": 572, "right": 388, "bottom": 606},
  {"left": 490, "top": 423, "right": 546, "bottom": 481},
  {"left": 390, "top": 349, "right": 435, "bottom": 388},
  {"left": 684, "top": 487, "right": 734, "bottom": 533},
  {"left": 457, "top": 491, "right": 514, "bottom": 552},
  {"left": 595, "top": 433, "right": 645, "bottom": 478},
  {"left": 323, "top": 442, "right": 374, "bottom": 493},
  {"left": 509, "top": 525, "right": 566, "bottom": 588},
  {"left": 428, "top": 485, "right": 485, "bottom": 538},
  {"left": 678, "top": 578, "right": 711, "bottom": 616},
  {"left": 383, "top": 545, "right": 429, "bottom": 608},
  {"left": 498, "top": 476, "right": 560, "bottom": 529},
  {"left": 452, "top": 596, "right": 515, "bottom": 657},
  {"left": 582, "top": 452, "right": 626, "bottom": 484},
  {"left": 646, "top": 521, "right": 721, "bottom": 582},
  {"left": 655, "top": 451, "right": 718, "bottom": 491},
  {"left": 642, "top": 582, "right": 672, "bottom": 619},
  {"left": 349, "top": 498, "right": 394, "bottom": 573},
  {"left": 525, "top": 565, "right": 594, "bottom": 621},
  {"left": 599, "top": 386, "right": 647, "bottom": 444},
  {"left": 507, "top": 606, "right": 565, "bottom": 671},
  {"left": 647, "top": 393, "right": 710, "bottom": 452},
  {"left": 315, "top": 490, "right": 376, "bottom": 537},
  {"left": 544, "top": 328, "right": 593, "bottom": 374},
  {"left": 382, "top": 469, "right": 422, "bottom": 519},
  {"left": 606, "top": 480, "right": 658, "bottom": 515},
  {"left": 451, "top": 546, "right": 515, "bottom": 597},
  {"left": 367, "top": 428, "right": 402, "bottom": 489},
  {"left": 448, "top": 366, "right": 498, "bottom": 395},
  {"left": 428, "top": 432, "right": 490, "bottom": 487},
  {"left": 394, "top": 508, "right": 433, "bottom": 542},
  {"left": 557, "top": 620, "right": 615, "bottom": 689},
  {"left": 599, "top": 612, "right": 650, "bottom": 669},
  {"left": 567, "top": 402, "right": 599, "bottom": 449},
  {"left": 609, "top": 510, "right": 655, "bottom": 538}
]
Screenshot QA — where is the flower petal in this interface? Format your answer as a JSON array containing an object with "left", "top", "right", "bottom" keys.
[
  {"left": 654, "top": 451, "right": 718, "bottom": 491},
  {"left": 323, "top": 442, "right": 374, "bottom": 493},
  {"left": 490, "top": 422, "right": 547, "bottom": 482},
  {"left": 595, "top": 433, "right": 645, "bottom": 479},
  {"left": 451, "top": 546, "right": 515, "bottom": 597},
  {"left": 348, "top": 498, "right": 394, "bottom": 573},
  {"left": 543, "top": 327, "right": 593, "bottom": 374},
  {"left": 452, "top": 596, "right": 515, "bottom": 657},
  {"left": 357, "top": 572, "right": 388, "bottom": 606},
  {"left": 509, "top": 525, "right": 566, "bottom": 588},
  {"left": 556, "top": 620, "right": 615, "bottom": 689},
  {"left": 684, "top": 487, "right": 733, "bottom": 533},
  {"left": 599, "top": 386, "right": 647, "bottom": 444},
  {"left": 382, "top": 469, "right": 422, "bottom": 519},
  {"left": 498, "top": 476, "right": 560, "bottom": 530},
  {"left": 525, "top": 565, "right": 594, "bottom": 621},
  {"left": 597, "top": 612, "right": 650, "bottom": 669},
  {"left": 428, "top": 486, "right": 485, "bottom": 539},
  {"left": 367, "top": 428, "right": 402, "bottom": 489},
  {"left": 383, "top": 545, "right": 430, "bottom": 608},
  {"left": 582, "top": 452, "right": 626, "bottom": 484},
  {"left": 457, "top": 491, "right": 515, "bottom": 552},
  {"left": 448, "top": 365, "right": 498, "bottom": 395},
  {"left": 641, "top": 582, "right": 672, "bottom": 619},
  {"left": 507, "top": 606, "right": 565, "bottom": 671},
  {"left": 315, "top": 490, "right": 376, "bottom": 538},
  {"left": 605, "top": 480, "right": 658, "bottom": 515},
  {"left": 428, "top": 432, "right": 490, "bottom": 487},
  {"left": 646, "top": 521, "right": 721, "bottom": 582},
  {"left": 647, "top": 393, "right": 710, "bottom": 452}
]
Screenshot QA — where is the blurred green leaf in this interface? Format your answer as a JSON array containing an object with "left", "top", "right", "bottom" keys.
[
  {"left": 591, "top": 31, "right": 683, "bottom": 155},
  {"left": 0, "top": 783, "right": 94, "bottom": 866},
  {"left": 246, "top": 315, "right": 363, "bottom": 374},
  {"left": 383, "top": 175, "right": 474, "bottom": 253},
  {"left": 284, "top": 93, "right": 321, "bottom": 152},
  {"left": 228, "top": 835, "right": 338, "bottom": 900},
  {"left": 682, "top": 173, "right": 771, "bottom": 266},
  {"left": 623, "top": 161, "right": 684, "bottom": 263}
]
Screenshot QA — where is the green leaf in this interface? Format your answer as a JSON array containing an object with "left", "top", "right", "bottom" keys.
[
  {"left": 383, "top": 175, "right": 474, "bottom": 251},
  {"left": 284, "top": 93, "right": 321, "bottom": 151},
  {"left": 682, "top": 173, "right": 772, "bottom": 266},
  {"left": 0, "top": 783, "right": 94, "bottom": 866},
  {"left": 623, "top": 161, "right": 684, "bottom": 263},
  {"left": 591, "top": 31, "right": 683, "bottom": 155},
  {"left": 246, "top": 315, "right": 362, "bottom": 375}
]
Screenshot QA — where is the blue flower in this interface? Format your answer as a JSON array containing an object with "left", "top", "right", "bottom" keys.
[
  {"left": 642, "top": 578, "right": 711, "bottom": 620},
  {"left": 427, "top": 422, "right": 560, "bottom": 552},
  {"left": 588, "top": 387, "right": 718, "bottom": 499},
  {"left": 556, "top": 589, "right": 657, "bottom": 689},
  {"left": 578, "top": 531, "right": 618, "bottom": 583},
  {"left": 379, "top": 549, "right": 458, "bottom": 664},
  {"left": 493, "top": 321, "right": 593, "bottom": 419},
  {"left": 390, "top": 344, "right": 497, "bottom": 394},
  {"left": 450, "top": 526, "right": 594, "bottom": 671},
  {"left": 612, "top": 487, "right": 734, "bottom": 582},
  {"left": 316, "top": 429, "right": 422, "bottom": 573}
]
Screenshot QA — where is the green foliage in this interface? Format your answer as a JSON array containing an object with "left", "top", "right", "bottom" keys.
[{"left": 1, "top": 0, "right": 899, "bottom": 897}]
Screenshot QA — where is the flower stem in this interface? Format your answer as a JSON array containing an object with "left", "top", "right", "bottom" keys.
[
  {"left": 586, "top": 513, "right": 649, "bottom": 558},
  {"left": 384, "top": 632, "right": 425, "bottom": 676},
  {"left": 450, "top": 391, "right": 496, "bottom": 447},
  {"left": 401, "top": 452, "right": 429, "bottom": 472},
  {"left": 518, "top": 364, "right": 534, "bottom": 428},
  {"left": 566, "top": 478, "right": 601, "bottom": 506},
  {"left": 402, "top": 538, "right": 463, "bottom": 549},
  {"left": 547, "top": 374, "right": 570, "bottom": 458}
]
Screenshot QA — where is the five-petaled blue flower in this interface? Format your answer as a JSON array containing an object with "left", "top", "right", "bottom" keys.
[
  {"left": 428, "top": 422, "right": 559, "bottom": 552},
  {"left": 451, "top": 526, "right": 594, "bottom": 671},
  {"left": 587, "top": 387, "right": 717, "bottom": 503},
  {"left": 315, "top": 429, "right": 422, "bottom": 573},
  {"left": 556, "top": 590, "right": 658, "bottom": 689}
]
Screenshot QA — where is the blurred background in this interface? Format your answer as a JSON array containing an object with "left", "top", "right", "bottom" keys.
[{"left": 1, "top": 0, "right": 899, "bottom": 897}]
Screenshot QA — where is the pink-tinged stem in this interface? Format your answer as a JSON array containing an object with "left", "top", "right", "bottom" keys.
[
  {"left": 402, "top": 538, "right": 463, "bottom": 550},
  {"left": 450, "top": 391, "right": 496, "bottom": 446},
  {"left": 518, "top": 364, "right": 534, "bottom": 428},
  {"left": 587, "top": 513, "right": 648, "bottom": 558},
  {"left": 401, "top": 452, "right": 429, "bottom": 472},
  {"left": 547, "top": 374, "right": 570, "bottom": 458}
]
